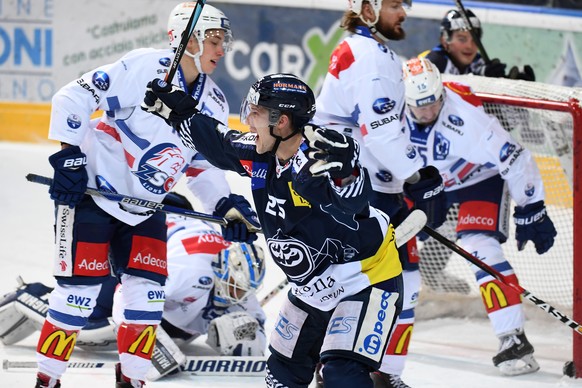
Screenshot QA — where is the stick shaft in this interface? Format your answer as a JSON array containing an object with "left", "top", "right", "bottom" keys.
[
  {"left": 165, "top": 0, "right": 207, "bottom": 82},
  {"left": 454, "top": 0, "right": 490, "bottom": 63},
  {"left": 422, "top": 225, "right": 582, "bottom": 335},
  {"left": 26, "top": 173, "right": 227, "bottom": 226}
]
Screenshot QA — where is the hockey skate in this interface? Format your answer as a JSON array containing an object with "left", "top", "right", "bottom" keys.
[
  {"left": 370, "top": 371, "right": 412, "bottom": 388},
  {"left": 35, "top": 372, "right": 61, "bottom": 388},
  {"left": 115, "top": 363, "right": 145, "bottom": 388},
  {"left": 492, "top": 330, "right": 540, "bottom": 376}
]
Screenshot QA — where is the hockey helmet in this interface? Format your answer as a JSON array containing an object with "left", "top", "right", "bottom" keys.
[
  {"left": 167, "top": 3, "right": 233, "bottom": 53},
  {"left": 347, "top": 0, "right": 412, "bottom": 16},
  {"left": 212, "top": 242, "right": 266, "bottom": 306},
  {"left": 440, "top": 9, "right": 482, "bottom": 40},
  {"left": 403, "top": 58, "right": 444, "bottom": 123},
  {"left": 240, "top": 73, "right": 316, "bottom": 129}
]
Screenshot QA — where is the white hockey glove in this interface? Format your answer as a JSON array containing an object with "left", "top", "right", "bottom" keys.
[{"left": 206, "top": 312, "right": 266, "bottom": 356}]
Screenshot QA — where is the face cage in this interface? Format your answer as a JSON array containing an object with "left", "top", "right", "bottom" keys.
[{"left": 212, "top": 244, "right": 263, "bottom": 305}]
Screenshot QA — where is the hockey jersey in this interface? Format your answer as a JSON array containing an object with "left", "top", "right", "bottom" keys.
[
  {"left": 176, "top": 117, "right": 402, "bottom": 311},
  {"left": 404, "top": 82, "right": 545, "bottom": 208},
  {"left": 48, "top": 48, "right": 229, "bottom": 225},
  {"left": 313, "top": 26, "right": 423, "bottom": 194},
  {"left": 161, "top": 215, "right": 266, "bottom": 337}
]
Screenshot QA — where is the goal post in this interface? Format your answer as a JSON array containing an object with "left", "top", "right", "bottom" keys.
[{"left": 426, "top": 74, "right": 582, "bottom": 377}]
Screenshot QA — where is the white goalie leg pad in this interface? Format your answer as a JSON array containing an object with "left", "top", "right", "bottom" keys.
[
  {"left": 0, "top": 301, "right": 38, "bottom": 345},
  {"left": 146, "top": 325, "right": 187, "bottom": 381},
  {"left": 206, "top": 311, "right": 266, "bottom": 356}
]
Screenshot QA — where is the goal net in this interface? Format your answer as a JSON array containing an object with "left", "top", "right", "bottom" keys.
[{"left": 418, "top": 74, "right": 580, "bottom": 344}]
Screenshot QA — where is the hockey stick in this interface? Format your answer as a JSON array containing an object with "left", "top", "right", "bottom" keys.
[
  {"left": 258, "top": 209, "right": 428, "bottom": 307},
  {"left": 165, "top": 0, "right": 206, "bottom": 82},
  {"left": 2, "top": 356, "right": 267, "bottom": 376},
  {"left": 25, "top": 173, "right": 227, "bottom": 226},
  {"left": 453, "top": 0, "right": 490, "bottom": 63},
  {"left": 422, "top": 225, "right": 582, "bottom": 336}
]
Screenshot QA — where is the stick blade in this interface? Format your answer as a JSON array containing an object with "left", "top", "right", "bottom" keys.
[{"left": 395, "top": 209, "right": 427, "bottom": 248}]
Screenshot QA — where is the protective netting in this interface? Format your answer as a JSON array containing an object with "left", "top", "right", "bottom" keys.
[{"left": 418, "top": 75, "right": 579, "bottom": 314}]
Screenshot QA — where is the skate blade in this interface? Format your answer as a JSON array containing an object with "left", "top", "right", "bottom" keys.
[{"left": 498, "top": 354, "right": 540, "bottom": 376}]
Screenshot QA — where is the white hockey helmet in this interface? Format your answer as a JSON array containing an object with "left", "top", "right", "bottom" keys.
[
  {"left": 347, "top": 0, "right": 412, "bottom": 21},
  {"left": 403, "top": 57, "right": 444, "bottom": 108},
  {"left": 212, "top": 242, "right": 266, "bottom": 306},
  {"left": 167, "top": 3, "right": 233, "bottom": 52}
]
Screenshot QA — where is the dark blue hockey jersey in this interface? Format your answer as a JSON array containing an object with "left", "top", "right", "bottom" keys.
[{"left": 177, "top": 115, "right": 402, "bottom": 311}]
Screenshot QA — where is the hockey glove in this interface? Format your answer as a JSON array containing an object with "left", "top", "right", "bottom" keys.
[
  {"left": 507, "top": 65, "right": 536, "bottom": 82},
  {"left": 141, "top": 78, "right": 199, "bottom": 125},
  {"left": 48, "top": 146, "right": 88, "bottom": 208},
  {"left": 480, "top": 58, "right": 507, "bottom": 78},
  {"left": 206, "top": 312, "right": 266, "bottom": 356},
  {"left": 514, "top": 200, "right": 557, "bottom": 254},
  {"left": 403, "top": 166, "right": 447, "bottom": 229},
  {"left": 303, "top": 125, "right": 360, "bottom": 180},
  {"left": 214, "top": 194, "right": 261, "bottom": 243}
]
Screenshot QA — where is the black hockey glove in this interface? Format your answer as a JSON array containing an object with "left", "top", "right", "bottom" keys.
[
  {"left": 214, "top": 194, "right": 261, "bottom": 243},
  {"left": 507, "top": 65, "right": 536, "bottom": 82},
  {"left": 303, "top": 125, "right": 360, "bottom": 180},
  {"left": 403, "top": 166, "right": 447, "bottom": 229},
  {"left": 514, "top": 200, "right": 556, "bottom": 254},
  {"left": 141, "top": 78, "right": 199, "bottom": 125},
  {"left": 480, "top": 58, "right": 507, "bottom": 78},
  {"left": 48, "top": 146, "right": 88, "bottom": 208}
]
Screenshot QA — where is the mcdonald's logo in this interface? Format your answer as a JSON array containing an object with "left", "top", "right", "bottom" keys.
[
  {"left": 480, "top": 281, "right": 509, "bottom": 313},
  {"left": 127, "top": 325, "right": 157, "bottom": 356},
  {"left": 385, "top": 323, "right": 413, "bottom": 356},
  {"left": 38, "top": 330, "right": 77, "bottom": 361}
]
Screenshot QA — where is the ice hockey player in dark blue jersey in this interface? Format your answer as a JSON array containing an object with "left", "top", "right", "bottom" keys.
[{"left": 142, "top": 73, "right": 404, "bottom": 388}]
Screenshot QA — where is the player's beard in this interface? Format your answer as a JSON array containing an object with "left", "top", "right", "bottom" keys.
[{"left": 376, "top": 20, "right": 406, "bottom": 41}]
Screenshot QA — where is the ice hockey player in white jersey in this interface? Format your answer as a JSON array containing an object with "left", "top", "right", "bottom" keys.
[
  {"left": 312, "top": 2, "right": 447, "bottom": 387},
  {"left": 0, "top": 193, "right": 267, "bottom": 381},
  {"left": 32, "top": 3, "right": 261, "bottom": 388},
  {"left": 376, "top": 57, "right": 556, "bottom": 378}
]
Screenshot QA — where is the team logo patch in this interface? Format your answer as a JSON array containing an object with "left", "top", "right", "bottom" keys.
[
  {"left": 132, "top": 143, "right": 185, "bottom": 194},
  {"left": 267, "top": 233, "right": 314, "bottom": 283},
  {"left": 499, "top": 142, "right": 516, "bottom": 162},
  {"left": 448, "top": 115, "right": 464, "bottom": 126},
  {"left": 91, "top": 71, "right": 110, "bottom": 91},
  {"left": 377, "top": 43, "right": 388, "bottom": 53},
  {"left": 66, "top": 114, "right": 82, "bottom": 129},
  {"left": 372, "top": 97, "right": 396, "bottom": 114},
  {"left": 159, "top": 57, "right": 171, "bottom": 67},
  {"left": 434, "top": 132, "right": 450, "bottom": 160}
]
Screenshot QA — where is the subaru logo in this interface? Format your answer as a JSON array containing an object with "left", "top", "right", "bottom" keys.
[
  {"left": 448, "top": 115, "right": 464, "bottom": 126},
  {"left": 92, "top": 71, "right": 110, "bottom": 91},
  {"left": 372, "top": 98, "right": 396, "bottom": 114}
]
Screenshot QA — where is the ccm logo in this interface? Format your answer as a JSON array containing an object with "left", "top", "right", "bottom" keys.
[
  {"left": 422, "top": 183, "right": 444, "bottom": 199},
  {"left": 63, "top": 157, "right": 87, "bottom": 168}
]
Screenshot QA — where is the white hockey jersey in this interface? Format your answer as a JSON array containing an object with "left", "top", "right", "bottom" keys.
[
  {"left": 404, "top": 82, "right": 545, "bottom": 207},
  {"left": 48, "top": 48, "right": 230, "bottom": 225},
  {"left": 161, "top": 215, "right": 266, "bottom": 338},
  {"left": 313, "top": 27, "right": 424, "bottom": 194}
]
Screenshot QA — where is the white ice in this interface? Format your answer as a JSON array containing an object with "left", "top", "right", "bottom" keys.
[{"left": 0, "top": 141, "right": 579, "bottom": 387}]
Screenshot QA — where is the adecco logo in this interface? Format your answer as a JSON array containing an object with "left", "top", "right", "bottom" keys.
[{"left": 458, "top": 214, "right": 495, "bottom": 227}]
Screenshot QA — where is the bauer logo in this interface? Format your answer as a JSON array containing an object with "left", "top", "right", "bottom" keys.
[
  {"left": 66, "top": 114, "right": 82, "bottom": 129},
  {"left": 91, "top": 71, "right": 110, "bottom": 91},
  {"left": 159, "top": 57, "right": 171, "bottom": 67},
  {"left": 372, "top": 97, "right": 396, "bottom": 114},
  {"left": 499, "top": 142, "right": 516, "bottom": 162}
]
